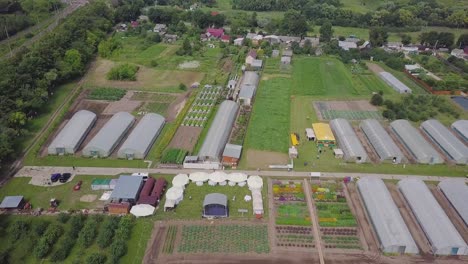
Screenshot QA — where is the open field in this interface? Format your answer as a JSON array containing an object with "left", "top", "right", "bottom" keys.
[{"left": 314, "top": 100, "right": 382, "bottom": 120}]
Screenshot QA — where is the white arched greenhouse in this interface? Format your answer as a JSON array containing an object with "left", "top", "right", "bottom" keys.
[
  {"left": 360, "top": 119, "right": 404, "bottom": 163},
  {"left": 451, "top": 120, "right": 467, "bottom": 141},
  {"left": 330, "top": 118, "right": 368, "bottom": 163},
  {"left": 438, "top": 180, "right": 468, "bottom": 226},
  {"left": 82, "top": 112, "right": 135, "bottom": 158},
  {"left": 198, "top": 100, "right": 239, "bottom": 161},
  {"left": 117, "top": 113, "right": 165, "bottom": 159},
  {"left": 420, "top": 119, "right": 468, "bottom": 164},
  {"left": 48, "top": 110, "right": 96, "bottom": 155},
  {"left": 357, "top": 178, "right": 418, "bottom": 254},
  {"left": 398, "top": 179, "right": 468, "bottom": 255},
  {"left": 389, "top": 120, "right": 443, "bottom": 164}
]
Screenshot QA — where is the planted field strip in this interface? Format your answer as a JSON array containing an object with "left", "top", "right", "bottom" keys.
[
  {"left": 275, "top": 226, "right": 314, "bottom": 249},
  {"left": 131, "top": 92, "right": 178, "bottom": 102},
  {"left": 321, "top": 110, "right": 382, "bottom": 120},
  {"left": 273, "top": 180, "right": 311, "bottom": 226},
  {"left": 178, "top": 225, "right": 269, "bottom": 254},
  {"left": 316, "top": 203, "right": 357, "bottom": 227},
  {"left": 182, "top": 85, "right": 221, "bottom": 127},
  {"left": 162, "top": 225, "right": 178, "bottom": 254}
]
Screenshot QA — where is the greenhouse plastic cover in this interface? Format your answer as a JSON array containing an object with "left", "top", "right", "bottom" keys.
[
  {"left": 438, "top": 180, "right": 468, "bottom": 226},
  {"left": 330, "top": 118, "right": 368, "bottom": 162},
  {"left": 398, "top": 179, "right": 468, "bottom": 255},
  {"left": 379, "top": 72, "right": 412, "bottom": 94},
  {"left": 360, "top": 119, "right": 404, "bottom": 163},
  {"left": 198, "top": 100, "right": 239, "bottom": 161},
  {"left": 421, "top": 119, "right": 468, "bottom": 164},
  {"left": 451, "top": 120, "right": 468, "bottom": 140},
  {"left": 357, "top": 178, "right": 418, "bottom": 254},
  {"left": 390, "top": 120, "right": 443, "bottom": 164}
]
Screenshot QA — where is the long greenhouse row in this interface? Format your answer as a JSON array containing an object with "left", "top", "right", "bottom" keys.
[
  {"left": 48, "top": 111, "right": 165, "bottom": 159},
  {"left": 357, "top": 177, "right": 468, "bottom": 255},
  {"left": 328, "top": 118, "right": 468, "bottom": 165}
]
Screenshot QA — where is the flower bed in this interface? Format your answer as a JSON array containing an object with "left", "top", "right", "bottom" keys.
[
  {"left": 321, "top": 228, "right": 361, "bottom": 249},
  {"left": 316, "top": 202, "right": 357, "bottom": 227},
  {"left": 276, "top": 203, "right": 311, "bottom": 226},
  {"left": 273, "top": 180, "right": 305, "bottom": 201},
  {"left": 275, "top": 226, "right": 314, "bottom": 248}
]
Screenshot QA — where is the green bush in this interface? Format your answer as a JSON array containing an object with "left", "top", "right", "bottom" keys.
[
  {"left": 96, "top": 217, "right": 119, "bottom": 249},
  {"left": 8, "top": 220, "right": 29, "bottom": 241},
  {"left": 88, "top": 87, "right": 126, "bottom": 101},
  {"left": 57, "top": 213, "right": 70, "bottom": 223},
  {"left": 34, "top": 224, "right": 63, "bottom": 259},
  {"left": 78, "top": 216, "right": 99, "bottom": 248},
  {"left": 161, "top": 148, "right": 188, "bottom": 164},
  {"left": 107, "top": 63, "right": 139, "bottom": 81}
]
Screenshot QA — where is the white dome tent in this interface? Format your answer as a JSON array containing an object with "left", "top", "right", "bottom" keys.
[
  {"left": 172, "top": 174, "right": 189, "bottom": 188},
  {"left": 164, "top": 187, "right": 184, "bottom": 211},
  {"left": 189, "top": 172, "right": 209, "bottom": 186},
  {"left": 130, "top": 204, "right": 155, "bottom": 217},
  {"left": 209, "top": 171, "right": 227, "bottom": 186},
  {"left": 247, "top": 175, "right": 263, "bottom": 190},
  {"left": 228, "top": 173, "right": 248, "bottom": 186}
]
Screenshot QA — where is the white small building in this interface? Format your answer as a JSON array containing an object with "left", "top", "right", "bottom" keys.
[
  {"left": 227, "top": 79, "right": 237, "bottom": 89},
  {"left": 251, "top": 59, "right": 263, "bottom": 70},
  {"left": 234, "top": 37, "right": 244, "bottom": 46},
  {"left": 339, "top": 41, "right": 358, "bottom": 51},
  {"left": 305, "top": 128, "right": 315, "bottom": 141}
]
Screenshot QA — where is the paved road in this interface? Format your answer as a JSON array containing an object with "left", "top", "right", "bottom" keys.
[{"left": 15, "top": 166, "right": 468, "bottom": 183}]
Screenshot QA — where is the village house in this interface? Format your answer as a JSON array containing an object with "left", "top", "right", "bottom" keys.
[
  {"left": 153, "top": 24, "right": 167, "bottom": 34},
  {"left": 245, "top": 50, "right": 257, "bottom": 65}
]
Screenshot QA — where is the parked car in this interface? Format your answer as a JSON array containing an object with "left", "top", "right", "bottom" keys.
[
  {"left": 59, "top": 173, "right": 72, "bottom": 183},
  {"left": 73, "top": 180, "right": 83, "bottom": 191},
  {"left": 51, "top": 173, "right": 61, "bottom": 182}
]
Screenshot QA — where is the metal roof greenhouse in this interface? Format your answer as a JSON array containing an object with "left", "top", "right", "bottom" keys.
[
  {"left": 438, "top": 180, "right": 468, "bottom": 226},
  {"left": 83, "top": 112, "right": 135, "bottom": 158},
  {"left": 330, "top": 118, "right": 368, "bottom": 163},
  {"left": 357, "top": 178, "right": 418, "bottom": 254},
  {"left": 451, "top": 120, "right": 468, "bottom": 141},
  {"left": 398, "top": 179, "right": 468, "bottom": 255},
  {"left": 420, "top": 119, "right": 468, "bottom": 164},
  {"left": 48, "top": 110, "right": 96, "bottom": 155},
  {"left": 198, "top": 100, "right": 239, "bottom": 161},
  {"left": 241, "top": 71, "right": 260, "bottom": 87},
  {"left": 117, "top": 113, "right": 165, "bottom": 159},
  {"left": 360, "top": 119, "right": 404, "bottom": 163},
  {"left": 378, "top": 72, "right": 412, "bottom": 94},
  {"left": 390, "top": 120, "right": 443, "bottom": 164}
]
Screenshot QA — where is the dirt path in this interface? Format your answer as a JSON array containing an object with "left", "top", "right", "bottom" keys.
[
  {"left": 267, "top": 179, "right": 277, "bottom": 253},
  {"left": 366, "top": 62, "right": 385, "bottom": 74},
  {"left": 385, "top": 183, "right": 432, "bottom": 254},
  {"left": 143, "top": 222, "right": 166, "bottom": 264},
  {"left": 303, "top": 179, "right": 325, "bottom": 264}
]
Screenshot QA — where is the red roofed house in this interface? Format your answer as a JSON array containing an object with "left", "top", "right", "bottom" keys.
[
  {"left": 206, "top": 28, "right": 224, "bottom": 39},
  {"left": 221, "top": 35, "right": 230, "bottom": 43},
  {"left": 211, "top": 11, "right": 219, "bottom": 16},
  {"left": 130, "top": 21, "right": 139, "bottom": 28},
  {"left": 245, "top": 50, "right": 257, "bottom": 65}
]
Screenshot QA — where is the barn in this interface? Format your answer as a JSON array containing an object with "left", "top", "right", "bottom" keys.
[
  {"left": 390, "top": 120, "right": 443, "bottom": 164},
  {"left": 202, "top": 193, "right": 228, "bottom": 218},
  {"left": 109, "top": 175, "right": 144, "bottom": 204},
  {"left": 311, "top": 123, "right": 335, "bottom": 147},
  {"left": 198, "top": 101, "right": 239, "bottom": 162},
  {"left": 398, "top": 179, "right": 468, "bottom": 255},
  {"left": 420, "top": 119, "right": 468, "bottom": 164},
  {"left": 451, "top": 120, "right": 468, "bottom": 141},
  {"left": 330, "top": 118, "right": 368, "bottom": 163},
  {"left": 82, "top": 112, "right": 135, "bottom": 158},
  {"left": 237, "top": 71, "right": 259, "bottom": 106},
  {"left": 438, "top": 180, "right": 468, "bottom": 226},
  {"left": 378, "top": 72, "right": 412, "bottom": 94},
  {"left": 360, "top": 119, "right": 404, "bottom": 163},
  {"left": 117, "top": 113, "right": 165, "bottom": 159},
  {"left": 222, "top": 143, "right": 242, "bottom": 166},
  {"left": 48, "top": 110, "right": 96, "bottom": 155},
  {"left": 357, "top": 178, "right": 418, "bottom": 254}
]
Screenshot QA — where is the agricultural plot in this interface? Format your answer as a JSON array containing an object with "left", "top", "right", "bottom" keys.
[
  {"left": 275, "top": 226, "right": 315, "bottom": 248},
  {"left": 162, "top": 225, "right": 178, "bottom": 254},
  {"left": 178, "top": 225, "right": 269, "bottom": 254},
  {"left": 182, "top": 85, "right": 221, "bottom": 127},
  {"left": 311, "top": 180, "right": 361, "bottom": 250},
  {"left": 314, "top": 101, "right": 382, "bottom": 120}
]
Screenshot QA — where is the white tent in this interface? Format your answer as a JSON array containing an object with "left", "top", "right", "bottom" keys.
[
  {"left": 130, "top": 204, "right": 155, "bottom": 217},
  {"left": 209, "top": 171, "right": 227, "bottom": 186},
  {"left": 251, "top": 189, "right": 264, "bottom": 215},
  {"left": 228, "top": 172, "right": 248, "bottom": 186},
  {"left": 164, "top": 187, "right": 184, "bottom": 211},
  {"left": 172, "top": 174, "right": 189, "bottom": 188},
  {"left": 189, "top": 172, "right": 209, "bottom": 186},
  {"left": 247, "top": 175, "right": 263, "bottom": 190}
]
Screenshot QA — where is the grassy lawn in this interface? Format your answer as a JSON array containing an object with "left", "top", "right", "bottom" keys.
[
  {"left": 25, "top": 154, "right": 147, "bottom": 168},
  {"left": 244, "top": 76, "right": 291, "bottom": 153},
  {"left": 110, "top": 36, "right": 168, "bottom": 66}
]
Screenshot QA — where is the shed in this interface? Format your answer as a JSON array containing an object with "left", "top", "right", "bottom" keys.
[
  {"left": 305, "top": 128, "right": 315, "bottom": 141},
  {"left": 451, "top": 120, "right": 468, "bottom": 141},
  {"left": 202, "top": 193, "right": 228, "bottom": 218},
  {"left": 333, "top": 148, "right": 344, "bottom": 158},
  {"left": 420, "top": 119, "right": 468, "bottom": 164},
  {"left": 360, "top": 119, "right": 404, "bottom": 163},
  {"left": 438, "top": 180, "right": 468, "bottom": 226},
  {"left": 83, "top": 112, "right": 135, "bottom": 158},
  {"left": 241, "top": 71, "right": 259, "bottom": 86},
  {"left": 281, "top": 56, "right": 291, "bottom": 65},
  {"left": 245, "top": 50, "right": 257, "bottom": 65},
  {"left": 338, "top": 41, "right": 357, "bottom": 51},
  {"left": 198, "top": 101, "right": 239, "bottom": 161},
  {"left": 289, "top": 146, "right": 298, "bottom": 159},
  {"left": 139, "top": 177, "right": 155, "bottom": 197},
  {"left": 251, "top": 59, "right": 263, "bottom": 69},
  {"left": 48, "top": 110, "right": 97, "bottom": 155},
  {"left": 0, "top": 196, "right": 25, "bottom": 209},
  {"left": 272, "top": 50, "right": 280, "bottom": 57},
  {"left": 117, "top": 113, "right": 165, "bottom": 159},
  {"left": 108, "top": 202, "right": 131, "bottom": 215},
  {"left": 109, "top": 175, "right": 144, "bottom": 204},
  {"left": 398, "top": 179, "right": 468, "bottom": 255},
  {"left": 91, "top": 179, "right": 111, "bottom": 190},
  {"left": 282, "top": 50, "right": 293, "bottom": 57},
  {"left": 357, "top": 178, "right": 418, "bottom": 254},
  {"left": 390, "top": 120, "right": 443, "bottom": 164},
  {"left": 378, "top": 72, "right": 412, "bottom": 94},
  {"left": 222, "top": 143, "right": 242, "bottom": 166},
  {"left": 238, "top": 84, "right": 256, "bottom": 106},
  {"left": 330, "top": 118, "right": 368, "bottom": 163},
  {"left": 312, "top": 123, "right": 335, "bottom": 147}
]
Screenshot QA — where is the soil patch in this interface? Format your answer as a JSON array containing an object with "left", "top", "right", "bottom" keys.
[
  {"left": 246, "top": 150, "right": 289, "bottom": 169},
  {"left": 366, "top": 62, "right": 385, "bottom": 74},
  {"left": 80, "top": 194, "right": 97, "bottom": 202},
  {"left": 102, "top": 90, "right": 142, "bottom": 115},
  {"left": 313, "top": 100, "right": 381, "bottom": 121},
  {"left": 178, "top": 60, "right": 200, "bottom": 69},
  {"left": 167, "top": 126, "right": 203, "bottom": 151}
]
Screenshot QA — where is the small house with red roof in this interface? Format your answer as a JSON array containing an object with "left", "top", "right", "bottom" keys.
[
  {"left": 206, "top": 28, "right": 224, "bottom": 39},
  {"left": 221, "top": 35, "right": 230, "bottom": 43},
  {"left": 245, "top": 50, "right": 257, "bottom": 65},
  {"left": 130, "top": 21, "right": 139, "bottom": 28}
]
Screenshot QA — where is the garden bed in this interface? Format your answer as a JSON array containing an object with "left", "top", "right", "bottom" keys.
[
  {"left": 275, "top": 226, "right": 314, "bottom": 248},
  {"left": 321, "top": 228, "right": 361, "bottom": 250},
  {"left": 182, "top": 85, "right": 221, "bottom": 127}
]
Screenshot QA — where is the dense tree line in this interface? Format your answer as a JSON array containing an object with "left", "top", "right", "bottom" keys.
[
  {"left": 0, "top": 1, "right": 115, "bottom": 167},
  {"left": 232, "top": 0, "right": 467, "bottom": 29}
]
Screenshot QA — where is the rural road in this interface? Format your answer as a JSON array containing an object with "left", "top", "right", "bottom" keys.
[{"left": 15, "top": 166, "right": 468, "bottom": 183}]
